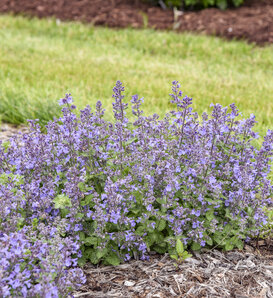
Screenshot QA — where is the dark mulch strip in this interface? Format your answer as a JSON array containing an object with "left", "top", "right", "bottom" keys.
[{"left": 0, "top": 0, "right": 272, "bottom": 45}]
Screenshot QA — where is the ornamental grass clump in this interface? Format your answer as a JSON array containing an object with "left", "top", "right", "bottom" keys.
[{"left": 0, "top": 81, "right": 272, "bottom": 296}]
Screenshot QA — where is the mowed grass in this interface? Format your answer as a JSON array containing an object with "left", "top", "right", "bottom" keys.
[{"left": 0, "top": 15, "right": 272, "bottom": 135}]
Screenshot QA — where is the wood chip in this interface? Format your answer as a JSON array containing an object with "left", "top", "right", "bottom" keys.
[{"left": 74, "top": 245, "right": 273, "bottom": 297}]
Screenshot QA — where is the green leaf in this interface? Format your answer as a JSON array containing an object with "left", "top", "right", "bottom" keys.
[
  {"left": 232, "top": 0, "right": 244, "bottom": 7},
  {"left": 154, "top": 231, "right": 164, "bottom": 244},
  {"left": 205, "top": 236, "right": 213, "bottom": 246},
  {"left": 153, "top": 244, "right": 167, "bottom": 254},
  {"left": 224, "top": 240, "right": 234, "bottom": 251},
  {"left": 157, "top": 219, "right": 167, "bottom": 232},
  {"left": 134, "top": 225, "right": 144, "bottom": 236},
  {"left": 225, "top": 209, "right": 233, "bottom": 219},
  {"left": 32, "top": 218, "right": 39, "bottom": 229},
  {"left": 133, "top": 191, "right": 143, "bottom": 204},
  {"left": 81, "top": 194, "right": 93, "bottom": 206},
  {"left": 213, "top": 231, "right": 223, "bottom": 244},
  {"left": 145, "top": 231, "right": 163, "bottom": 247},
  {"left": 156, "top": 196, "right": 167, "bottom": 205},
  {"left": 124, "top": 137, "right": 138, "bottom": 147},
  {"left": 84, "top": 236, "right": 98, "bottom": 246},
  {"left": 89, "top": 221, "right": 97, "bottom": 233},
  {"left": 231, "top": 229, "right": 240, "bottom": 235},
  {"left": 53, "top": 194, "right": 72, "bottom": 209},
  {"left": 84, "top": 248, "right": 99, "bottom": 264},
  {"left": 96, "top": 247, "right": 108, "bottom": 259},
  {"left": 170, "top": 254, "right": 178, "bottom": 260},
  {"left": 246, "top": 206, "right": 254, "bottom": 216},
  {"left": 235, "top": 239, "right": 244, "bottom": 250},
  {"left": 205, "top": 210, "right": 214, "bottom": 222},
  {"left": 182, "top": 251, "right": 192, "bottom": 260},
  {"left": 157, "top": 241, "right": 167, "bottom": 248},
  {"left": 216, "top": 0, "right": 227, "bottom": 10},
  {"left": 77, "top": 257, "right": 87, "bottom": 267},
  {"left": 60, "top": 208, "right": 69, "bottom": 217},
  {"left": 90, "top": 254, "right": 100, "bottom": 264},
  {"left": 1, "top": 141, "right": 10, "bottom": 151},
  {"left": 176, "top": 239, "right": 184, "bottom": 255},
  {"left": 145, "top": 234, "right": 156, "bottom": 247},
  {"left": 79, "top": 232, "right": 85, "bottom": 241},
  {"left": 78, "top": 182, "right": 86, "bottom": 191},
  {"left": 168, "top": 246, "right": 177, "bottom": 256},
  {"left": 191, "top": 242, "right": 201, "bottom": 251},
  {"left": 76, "top": 212, "right": 84, "bottom": 219},
  {"left": 223, "top": 224, "right": 232, "bottom": 233},
  {"left": 105, "top": 253, "right": 120, "bottom": 266}
]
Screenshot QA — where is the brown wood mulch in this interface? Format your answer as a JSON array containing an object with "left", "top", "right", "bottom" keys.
[
  {"left": 1, "top": 124, "right": 273, "bottom": 297},
  {"left": 75, "top": 241, "right": 273, "bottom": 298},
  {"left": 0, "top": 0, "right": 272, "bottom": 45}
]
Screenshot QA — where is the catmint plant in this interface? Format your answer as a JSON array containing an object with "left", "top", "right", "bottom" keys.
[{"left": 0, "top": 80, "right": 272, "bottom": 296}]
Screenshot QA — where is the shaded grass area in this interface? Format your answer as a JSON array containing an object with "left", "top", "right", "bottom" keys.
[{"left": 0, "top": 15, "right": 272, "bottom": 135}]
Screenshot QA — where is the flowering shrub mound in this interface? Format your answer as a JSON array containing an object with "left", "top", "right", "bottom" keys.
[{"left": 1, "top": 81, "right": 273, "bottom": 296}]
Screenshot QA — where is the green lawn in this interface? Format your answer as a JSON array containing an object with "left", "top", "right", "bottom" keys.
[{"left": 0, "top": 15, "right": 272, "bottom": 135}]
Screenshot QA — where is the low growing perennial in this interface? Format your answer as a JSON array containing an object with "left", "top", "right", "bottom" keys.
[{"left": 0, "top": 81, "right": 272, "bottom": 296}]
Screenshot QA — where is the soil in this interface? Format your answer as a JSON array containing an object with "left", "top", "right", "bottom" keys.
[{"left": 0, "top": 0, "right": 272, "bottom": 45}]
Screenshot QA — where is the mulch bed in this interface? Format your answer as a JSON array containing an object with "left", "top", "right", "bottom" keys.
[
  {"left": 0, "top": 0, "right": 272, "bottom": 45},
  {"left": 75, "top": 240, "right": 273, "bottom": 298}
]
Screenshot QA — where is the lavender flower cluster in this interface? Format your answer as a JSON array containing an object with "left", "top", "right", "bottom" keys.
[
  {"left": 1, "top": 81, "right": 272, "bottom": 295},
  {"left": 0, "top": 223, "right": 85, "bottom": 297}
]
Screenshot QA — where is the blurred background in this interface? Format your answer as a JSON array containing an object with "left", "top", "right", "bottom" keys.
[{"left": 0, "top": 0, "right": 272, "bottom": 136}]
